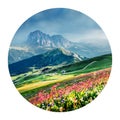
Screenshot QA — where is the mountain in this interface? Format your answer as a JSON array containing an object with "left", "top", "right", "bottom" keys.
[
  {"left": 26, "top": 30, "right": 52, "bottom": 47},
  {"left": 9, "top": 30, "right": 111, "bottom": 64},
  {"left": 24, "top": 30, "right": 111, "bottom": 58},
  {"left": 51, "top": 35, "right": 71, "bottom": 48},
  {"left": 9, "top": 30, "right": 72, "bottom": 64},
  {"left": 8, "top": 46, "right": 55, "bottom": 64},
  {"left": 68, "top": 42, "right": 111, "bottom": 58},
  {"left": 26, "top": 30, "right": 71, "bottom": 48},
  {"left": 8, "top": 47, "right": 34, "bottom": 64},
  {"left": 9, "top": 48, "right": 84, "bottom": 75}
]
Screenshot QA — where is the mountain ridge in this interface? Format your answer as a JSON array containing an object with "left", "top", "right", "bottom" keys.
[
  {"left": 9, "top": 30, "right": 111, "bottom": 64},
  {"left": 26, "top": 30, "right": 71, "bottom": 48},
  {"left": 9, "top": 48, "right": 84, "bottom": 75}
]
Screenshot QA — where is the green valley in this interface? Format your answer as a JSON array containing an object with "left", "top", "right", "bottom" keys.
[{"left": 11, "top": 54, "right": 112, "bottom": 99}]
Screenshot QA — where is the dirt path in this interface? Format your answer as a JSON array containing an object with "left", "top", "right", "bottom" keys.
[{"left": 81, "top": 61, "right": 96, "bottom": 70}]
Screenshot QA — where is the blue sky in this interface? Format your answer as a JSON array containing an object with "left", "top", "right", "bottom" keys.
[{"left": 12, "top": 8, "right": 109, "bottom": 46}]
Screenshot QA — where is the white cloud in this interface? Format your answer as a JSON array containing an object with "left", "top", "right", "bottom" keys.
[
  {"left": 79, "top": 29, "right": 107, "bottom": 41},
  {"left": 64, "top": 29, "right": 109, "bottom": 46},
  {"left": 11, "top": 8, "right": 109, "bottom": 48}
]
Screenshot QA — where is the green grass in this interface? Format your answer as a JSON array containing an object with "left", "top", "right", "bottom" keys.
[
  {"left": 11, "top": 54, "right": 112, "bottom": 98},
  {"left": 49, "top": 54, "right": 112, "bottom": 75}
]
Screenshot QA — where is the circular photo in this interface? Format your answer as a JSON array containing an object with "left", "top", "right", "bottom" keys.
[{"left": 8, "top": 8, "right": 112, "bottom": 112}]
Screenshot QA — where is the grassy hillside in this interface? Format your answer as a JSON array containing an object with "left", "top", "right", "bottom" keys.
[
  {"left": 9, "top": 48, "right": 83, "bottom": 75},
  {"left": 49, "top": 54, "right": 112, "bottom": 75},
  {"left": 11, "top": 54, "right": 112, "bottom": 99}
]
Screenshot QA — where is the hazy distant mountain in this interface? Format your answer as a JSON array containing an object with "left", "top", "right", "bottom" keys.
[
  {"left": 26, "top": 30, "right": 71, "bottom": 48},
  {"left": 8, "top": 47, "right": 34, "bottom": 64},
  {"left": 25, "top": 30, "right": 111, "bottom": 58},
  {"left": 51, "top": 35, "right": 71, "bottom": 48},
  {"left": 68, "top": 42, "right": 111, "bottom": 58},
  {"left": 9, "top": 48, "right": 84, "bottom": 75},
  {"left": 9, "top": 30, "right": 73, "bottom": 64}
]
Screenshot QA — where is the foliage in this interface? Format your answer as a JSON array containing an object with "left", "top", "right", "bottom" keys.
[{"left": 29, "top": 69, "right": 110, "bottom": 112}]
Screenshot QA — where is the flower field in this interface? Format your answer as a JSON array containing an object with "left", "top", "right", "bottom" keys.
[{"left": 29, "top": 68, "right": 111, "bottom": 112}]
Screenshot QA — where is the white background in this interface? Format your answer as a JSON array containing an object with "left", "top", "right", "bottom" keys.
[{"left": 0, "top": 0, "right": 120, "bottom": 120}]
